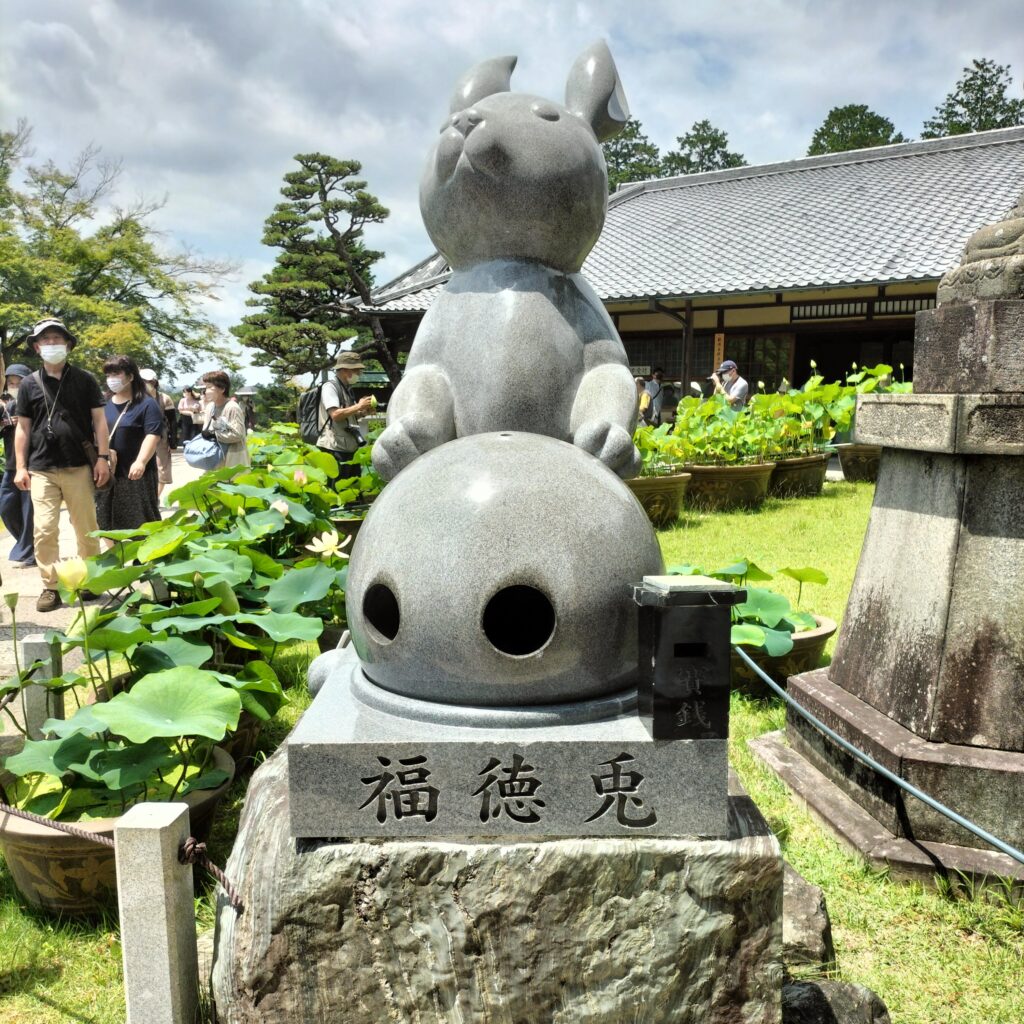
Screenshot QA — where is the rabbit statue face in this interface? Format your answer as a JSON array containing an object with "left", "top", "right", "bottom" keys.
[{"left": 420, "top": 41, "right": 629, "bottom": 275}]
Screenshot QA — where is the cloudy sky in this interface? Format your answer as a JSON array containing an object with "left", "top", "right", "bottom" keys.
[{"left": 3, "top": 0, "right": 1024, "bottom": 382}]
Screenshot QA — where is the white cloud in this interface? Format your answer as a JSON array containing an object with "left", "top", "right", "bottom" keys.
[{"left": 3, "top": 0, "right": 1024, "bottom": 384}]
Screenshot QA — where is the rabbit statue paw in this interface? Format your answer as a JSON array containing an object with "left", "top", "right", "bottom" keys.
[
  {"left": 372, "top": 415, "right": 449, "bottom": 482},
  {"left": 573, "top": 419, "right": 642, "bottom": 479}
]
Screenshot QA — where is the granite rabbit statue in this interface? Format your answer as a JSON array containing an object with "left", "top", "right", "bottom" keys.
[{"left": 372, "top": 40, "right": 644, "bottom": 481}]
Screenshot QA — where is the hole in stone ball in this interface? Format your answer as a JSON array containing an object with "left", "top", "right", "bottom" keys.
[
  {"left": 499, "top": 432, "right": 512, "bottom": 437},
  {"left": 482, "top": 585, "right": 555, "bottom": 657},
  {"left": 364, "top": 583, "right": 400, "bottom": 642}
]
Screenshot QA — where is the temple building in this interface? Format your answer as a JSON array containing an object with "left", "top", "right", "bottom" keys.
[{"left": 365, "top": 126, "right": 1024, "bottom": 389}]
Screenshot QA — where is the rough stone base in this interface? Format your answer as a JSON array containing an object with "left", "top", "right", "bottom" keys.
[
  {"left": 782, "top": 981, "right": 891, "bottom": 1024},
  {"left": 212, "top": 750, "right": 782, "bottom": 1024}
]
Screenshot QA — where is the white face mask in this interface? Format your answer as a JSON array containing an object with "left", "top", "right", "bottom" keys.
[
  {"left": 107, "top": 377, "right": 128, "bottom": 394},
  {"left": 6, "top": 384, "right": 18, "bottom": 397},
  {"left": 39, "top": 344, "right": 68, "bottom": 364}
]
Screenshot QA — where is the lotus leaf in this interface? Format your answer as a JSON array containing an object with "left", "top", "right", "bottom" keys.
[
  {"left": 85, "top": 562, "right": 149, "bottom": 593},
  {"left": 86, "top": 616, "right": 163, "bottom": 652},
  {"left": 236, "top": 611, "right": 324, "bottom": 642},
  {"left": 265, "top": 563, "right": 336, "bottom": 614},
  {"left": 4, "top": 738, "right": 68, "bottom": 777},
  {"left": 156, "top": 552, "right": 253, "bottom": 588},
  {"left": 41, "top": 705, "right": 108, "bottom": 738},
  {"left": 138, "top": 524, "right": 189, "bottom": 562},
  {"left": 91, "top": 739, "right": 179, "bottom": 791},
  {"left": 90, "top": 669, "right": 241, "bottom": 743},
  {"left": 179, "top": 769, "right": 230, "bottom": 795},
  {"left": 779, "top": 567, "right": 829, "bottom": 586},
  {"left": 734, "top": 586, "right": 793, "bottom": 629},
  {"left": 730, "top": 624, "right": 766, "bottom": 647},
  {"left": 131, "top": 637, "right": 214, "bottom": 674},
  {"left": 137, "top": 598, "right": 222, "bottom": 623}
]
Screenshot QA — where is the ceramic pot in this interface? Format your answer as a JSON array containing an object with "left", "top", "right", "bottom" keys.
[
  {"left": 0, "top": 747, "right": 235, "bottom": 917},
  {"left": 730, "top": 616, "right": 838, "bottom": 696},
  {"left": 220, "top": 711, "right": 262, "bottom": 766},
  {"left": 837, "top": 443, "right": 882, "bottom": 483},
  {"left": 625, "top": 472, "right": 692, "bottom": 529},
  {"left": 768, "top": 453, "right": 829, "bottom": 498},
  {"left": 682, "top": 463, "right": 776, "bottom": 511},
  {"left": 317, "top": 624, "right": 347, "bottom": 655}
]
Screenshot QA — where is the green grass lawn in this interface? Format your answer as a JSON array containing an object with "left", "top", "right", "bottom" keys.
[{"left": 1, "top": 479, "right": 1022, "bottom": 1023}]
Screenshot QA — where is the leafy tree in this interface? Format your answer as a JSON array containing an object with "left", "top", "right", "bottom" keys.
[
  {"left": 922, "top": 58, "right": 1024, "bottom": 138},
  {"left": 232, "top": 153, "right": 401, "bottom": 385},
  {"left": 661, "top": 119, "right": 746, "bottom": 176},
  {"left": 0, "top": 120, "right": 233, "bottom": 378},
  {"left": 807, "top": 104, "right": 908, "bottom": 155},
  {"left": 602, "top": 117, "right": 662, "bottom": 193}
]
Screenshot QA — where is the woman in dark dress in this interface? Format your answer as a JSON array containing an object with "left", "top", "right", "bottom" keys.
[
  {"left": 94, "top": 355, "right": 164, "bottom": 534},
  {"left": 0, "top": 363, "right": 35, "bottom": 564}
]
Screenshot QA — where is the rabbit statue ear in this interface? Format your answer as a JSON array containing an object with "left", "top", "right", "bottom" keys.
[
  {"left": 449, "top": 55, "right": 518, "bottom": 115},
  {"left": 565, "top": 40, "right": 629, "bottom": 141}
]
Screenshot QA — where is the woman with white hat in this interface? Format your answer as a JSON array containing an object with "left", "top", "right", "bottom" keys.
[{"left": 140, "top": 368, "right": 174, "bottom": 494}]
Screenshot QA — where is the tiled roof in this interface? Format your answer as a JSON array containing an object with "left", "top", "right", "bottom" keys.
[{"left": 367, "top": 126, "right": 1024, "bottom": 314}]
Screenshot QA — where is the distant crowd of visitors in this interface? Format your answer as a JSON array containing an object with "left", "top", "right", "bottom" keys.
[
  {"left": 635, "top": 359, "right": 749, "bottom": 425},
  {"left": 1, "top": 317, "right": 251, "bottom": 612}
]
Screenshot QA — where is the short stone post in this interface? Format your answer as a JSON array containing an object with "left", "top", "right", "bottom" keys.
[
  {"left": 114, "top": 803, "right": 199, "bottom": 1024},
  {"left": 19, "top": 634, "right": 63, "bottom": 740}
]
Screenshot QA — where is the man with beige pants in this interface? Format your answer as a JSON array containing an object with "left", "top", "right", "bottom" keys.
[{"left": 14, "top": 319, "right": 111, "bottom": 612}]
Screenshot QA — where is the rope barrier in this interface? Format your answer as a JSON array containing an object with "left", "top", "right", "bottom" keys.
[
  {"left": 733, "top": 644, "right": 1024, "bottom": 868},
  {"left": 180, "top": 836, "right": 245, "bottom": 913},
  {"left": 0, "top": 801, "right": 115, "bottom": 847},
  {"left": 0, "top": 800, "right": 244, "bottom": 910}
]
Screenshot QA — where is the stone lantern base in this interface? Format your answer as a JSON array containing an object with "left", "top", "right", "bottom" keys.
[{"left": 751, "top": 673, "right": 1024, "bottom": 884}]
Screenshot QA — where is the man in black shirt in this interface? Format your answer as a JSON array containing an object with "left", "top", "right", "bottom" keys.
[{"left": 14, "top": 318, "right": 111, "bottom": 612}]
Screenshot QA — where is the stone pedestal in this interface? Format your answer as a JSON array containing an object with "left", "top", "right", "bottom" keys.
[
  {"left": 755, "top": 296, "right": 1024, "bottom": 878},
  {"left": 287, "top": 649, "right": 729, "bottom": 840},
  {"left": 212, "top": 750, "right": 782, "bottom": 1024}
]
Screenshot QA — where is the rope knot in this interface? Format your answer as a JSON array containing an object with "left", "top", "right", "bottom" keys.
[{"left": 179, "top": 836, "right": 208, "bottom": 865}]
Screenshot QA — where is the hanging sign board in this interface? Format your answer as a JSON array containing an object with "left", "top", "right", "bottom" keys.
[{"left": 713, "top": 333, "right": 726, "bottom": 369}]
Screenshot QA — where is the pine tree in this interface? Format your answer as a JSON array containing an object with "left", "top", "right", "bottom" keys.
[
  {"left": 232, "top": 154, "right": 400, "bottom": 384},
  {"left": 807, "top": 104, "right": 908, "bottom": 155},
  {"left": 922, "top": 58, "right": 1024, "bottom": 138},
  {"left": 601, "top": 117, "right": 662, "bottom": 193},
  {"left": 661, "top": 119, "right": 746, "bottom": 176}
]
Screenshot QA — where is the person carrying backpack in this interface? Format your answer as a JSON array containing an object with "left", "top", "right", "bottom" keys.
[
  {"left": 643, "top": 367, "right": 665, "bottom": 424},
  {"left": 314, "top": 351, "right": 373, "bottom": 482}
]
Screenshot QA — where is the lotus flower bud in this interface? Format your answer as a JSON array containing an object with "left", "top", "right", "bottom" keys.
[
  {"left": 55, "top": 558, "right": 88, "bottom": 594},
  {"left": 3, "top": 591, "right": 18, "bottom": 611}
]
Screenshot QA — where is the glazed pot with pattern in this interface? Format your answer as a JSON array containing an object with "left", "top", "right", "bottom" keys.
[
  {"left": 768, "top": 452, "right": 829, "bottom": 498},
  {"left": 836, "top": 443, "right": 882, "bottom": 483},
  {"left": 682, "top": 462, "right": 776, "bottom": 511},
  {"left": 625, "top": 472, "right": 691, "bottom": 529},
  {"left": 0, "top": 747, "right": 235, "bottom": 917},
  {"left": 730, "top": 616, "right": 838, "bottom": 696}
]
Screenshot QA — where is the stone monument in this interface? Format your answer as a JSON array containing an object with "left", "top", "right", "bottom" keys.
[
  {"left": 213, "top": 42, "right": 782, "bottom": 1022},
  {"left": 754, "top": 194, "right": 1024, "bottom": 881}
]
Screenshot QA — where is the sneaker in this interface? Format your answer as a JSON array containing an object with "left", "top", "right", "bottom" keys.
[{"left": 36, "top": 589, "right": 62, "bottom": 613}]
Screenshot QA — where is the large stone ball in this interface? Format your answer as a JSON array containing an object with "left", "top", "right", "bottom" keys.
[{"left": 347, "top": 432, "right": 663, "bottom": 706}]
